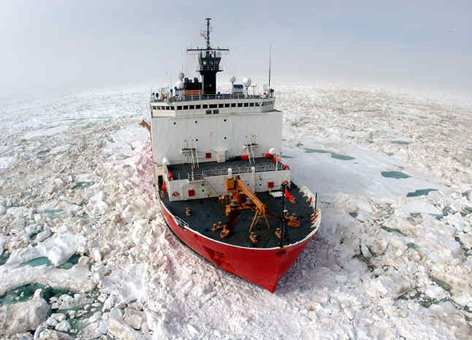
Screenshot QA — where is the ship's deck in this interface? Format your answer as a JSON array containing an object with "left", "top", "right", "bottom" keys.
[
  {"left": 167, "top": 157, "right": 285, "bottom": 181},
  {"left": 161, "top": 182, "right": 316, "bottom": 249}
]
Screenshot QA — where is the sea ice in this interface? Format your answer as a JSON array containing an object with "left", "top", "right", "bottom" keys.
[{"left": 0, "top": 83, "right": 471, "bottom": 339}]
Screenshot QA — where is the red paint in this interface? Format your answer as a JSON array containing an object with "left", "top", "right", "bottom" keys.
[
  {"left": 265, "top": 153, "right": 273, "bottom": 158},
  {"left": 206, "top": 152, "right": 212, "bottom": 158},
  {"left": 188, "top": 189, "right": 195, "bottom": 197},
  {"left": 273, "top": 157, "right": 278, "bottom": 163},
  {"left": 241, "top": 154, "right": 249, "bottom": 160},
  {"left": 161, "top": 184, "right": 167, "bottom": 191},
  {"left": 267, "top": 181, "right": 274, "bottom": 188},
  {"left": 283, "top": 165, "right": 289, "bottom": 169},
  {"left": 159, "top": 200, "right": 317, "bottom": 292},
  {"left": 167, "top": 172, "right": 174, "bottom": 180}
]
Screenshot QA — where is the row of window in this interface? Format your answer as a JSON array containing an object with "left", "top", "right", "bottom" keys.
[{"left": 152, "top": 101, "right": 273, "bottom": 111}]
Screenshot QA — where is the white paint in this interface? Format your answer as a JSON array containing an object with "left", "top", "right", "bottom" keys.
[{"left": 152, "top": 110, "right": 282, "bottom": 166}]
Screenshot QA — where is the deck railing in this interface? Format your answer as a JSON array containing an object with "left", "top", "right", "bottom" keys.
[
  {"left": 152, "top": 93, "right": 274, "bottom": 103},
  {"left": 187, "top": 162, "right": 285, "bottom": 182}
]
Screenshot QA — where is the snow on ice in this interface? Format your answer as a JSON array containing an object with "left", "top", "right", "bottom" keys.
[{"left": 0, "top": 83, "right": 471, "bottom": 339}]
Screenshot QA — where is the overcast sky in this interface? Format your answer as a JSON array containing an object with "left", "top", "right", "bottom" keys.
[{"left": 0, "top": 0, "right": 470, "bottom": 99}]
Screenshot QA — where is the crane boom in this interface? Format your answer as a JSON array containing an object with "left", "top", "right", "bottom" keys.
[{"left": 225, "top": 176, "right": 271, "bottom": 231}]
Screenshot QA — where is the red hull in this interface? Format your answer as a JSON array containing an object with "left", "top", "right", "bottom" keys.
[{"left": 159, "top": 200, "right": 319, "bottom": 292}]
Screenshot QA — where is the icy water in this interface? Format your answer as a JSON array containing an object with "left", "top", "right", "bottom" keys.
[
  {"left": 407, "top": 188, "right": 439, "bottom": 197},
  {"left": 20, "top": 257, "right": 52, "bottom": 267},
  {"left": 381, "top": 170, "right": 411, "bottom": 179},
  {"left": 0, "top": 283, "right": 74, "bottom": 305},
  {"left": 304, "top": 148, "right": 356, "bottom": 161}
]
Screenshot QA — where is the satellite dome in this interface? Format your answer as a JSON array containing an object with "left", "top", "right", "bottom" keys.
[
  {"left": 242, "top": 77, "right": 252, "bottom": 88},
  {"left": 229, "top": 76, "right": 236, "bottom": 83},
  {"left": 176, "top": 80, "right": 184, "bottom": 90},
  {"left": 178, "top": 72, "right": 184, "bottom": 80}
]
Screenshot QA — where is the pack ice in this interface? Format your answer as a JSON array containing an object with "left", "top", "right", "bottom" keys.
[{"left": 0, "top": 84, "right": 471, "bottom": 339}]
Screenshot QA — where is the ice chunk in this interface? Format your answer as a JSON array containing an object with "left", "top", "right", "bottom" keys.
[{"left": 0, "top": 289, "right": 50, "bottom": 334}]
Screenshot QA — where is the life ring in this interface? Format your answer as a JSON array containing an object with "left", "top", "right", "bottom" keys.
[{"left": 172, "top": 191, "right": 180, "bottom": 197}]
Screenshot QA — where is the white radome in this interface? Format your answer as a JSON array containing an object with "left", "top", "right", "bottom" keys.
[
  {"left": 176, "top": 80, "right": 184, "bottom": 90},
  {"left": 178, "top": 72, "right": 184, "bottom": 80},
  {"left": 242, "top": 77, "right": 251, "bottom": 88},
  {"left": 229, "top": 76, "right": 236, "bottom": 83}
]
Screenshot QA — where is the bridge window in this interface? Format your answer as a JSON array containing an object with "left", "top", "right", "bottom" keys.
[
  {"left": 206, "top": 110, "right": 212, "bottom": 115},
  {"left": 255, "top": 103, "right": 260, "bottom": 107},
  {"left": 244, "top": 103, "right": 249, "bottom": 107},
  {"left": 225, "top": 103, "right": 230, "bottom": 108},
  {"left": 203, "top": 104, "right": 208, "bottom": 109},
  {"left": 190, "top": 105, "right": 195, "bottom": 110},
  {"left": 171, "top": 106, "right": 175, "bottom": 110},
  {"left": 196, "top": 105, "right": 201, "bottom": 109},
  {"left": 249, "top": 103, "right": 254, "bottom": 107},
  {"left": 183, "top": 105, "right": 188, "bottom": 110},
  {"left": 213, "top": 110, "right": 219, "bottom": 114},
  {"left": 237, "top": 103, "right": 242, "bottom": 107},
  {"left": 209, "top": 104, "right": 217, "bottom": 109},
  {"left": 231, "top": 103, "right": 236, "bottom": 107},
  {"left": 177, "top": 106, "right": 182, "bottom": 110},
  {"left": 218, "top": 104, "right": 224, "bottom": 108}
]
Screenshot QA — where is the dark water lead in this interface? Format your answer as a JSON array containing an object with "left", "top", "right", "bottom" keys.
[
  {"left": 391, "top": 141, "right": 411, "bottom": 145},
  {"left": 72, "top": 181, "right": 95, "bottom": 189},
  {"left": 0, "top": 283, "right": 74, "bottom": 306},
  {"left": 20, "top": 253, "right": 80, "bottom": 269},
  {"left": 0, "top": 252, "right": 10, "bottom": 266},
  {"left": 304, "top": 148, "right": 355, "bottom": 161},
  {"left": 407, "top": 188, "right": 438, "bottom": 197},
  {"left": 410, "top": 212, "right": 444, "bottom": 220},
  {"left": 381, "top": 226, "right": 406, "bottom": 236},
  {"left": 20, "top": 257, "right": 52, "bottom": 267},
  {"left": 461, "top": 207, "right": 472, "bottom": 217},
  {"left": 381, "top": 171, "right": 411, "bottom": 179},
  {"left": 407, "top": 243, "right": 420, "bottom": 250},
  {"left": 58, "top": 253, "right": 80, "bottom": 269}
]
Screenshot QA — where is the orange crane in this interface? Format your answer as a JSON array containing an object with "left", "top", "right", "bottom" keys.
[{"left": 225, "top": 176, "right": 272, "bottom": 231}]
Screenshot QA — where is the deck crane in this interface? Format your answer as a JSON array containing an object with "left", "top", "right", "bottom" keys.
[{"left": 225, "top": 175, "right": 273, "bottom": 231}]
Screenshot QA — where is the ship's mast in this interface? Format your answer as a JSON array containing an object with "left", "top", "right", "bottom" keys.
[
  {"left": 205, "top": 17, "right": 211, "bottom": 49},
  {"left": 268, "top": 44, "right": 272, "bottom": 88},
  {"left": 187, "top": 18, "right": 229, "bottom": 95}
]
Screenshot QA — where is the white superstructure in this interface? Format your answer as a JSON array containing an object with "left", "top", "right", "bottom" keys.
[{"left": 150, "top": 19, "right": 290, "bottom": 202}]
